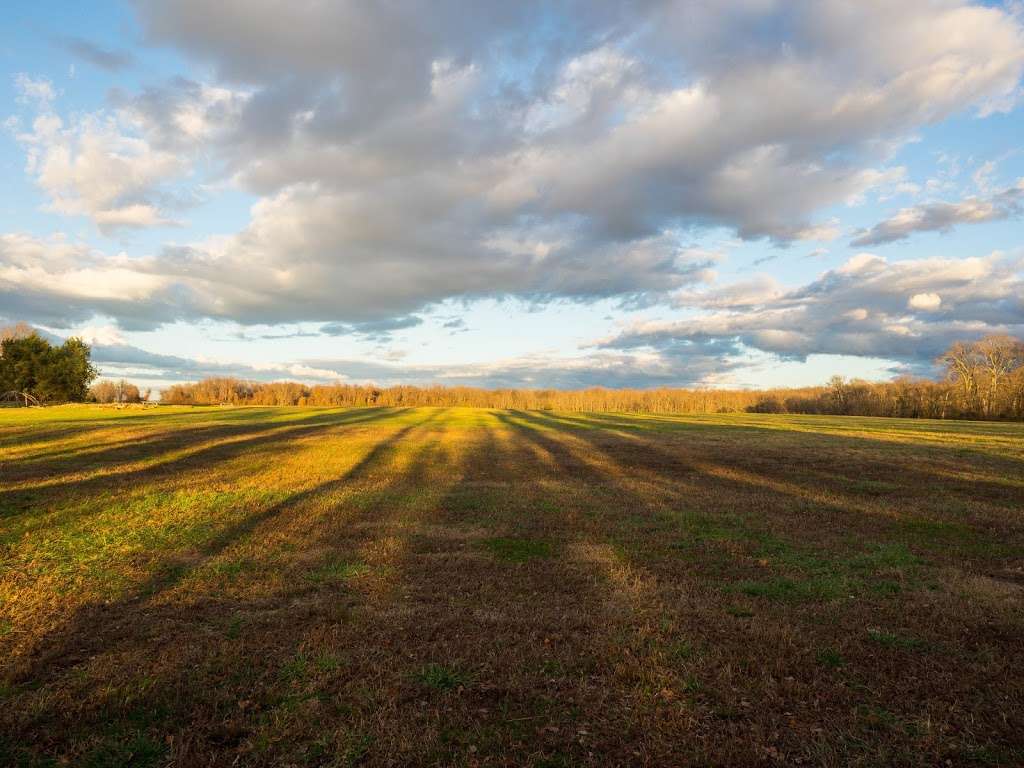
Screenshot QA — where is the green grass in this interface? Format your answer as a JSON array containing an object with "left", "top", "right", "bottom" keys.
[
  {"left": 483, "top": 537, "right": 553, "bottom": 562},
  {"left": 816, "top": 648, "right": 845, "bottom": 669},
  {"left": 1, "top": 404, "right": 1022, "bottom": 767},
  {"left": 867, "top": 629, "right": 928, "bottom": 651},
  {"left": 735, "top": 574, "right": 850, "bottom": 602},
  {"left": 413, "top": 663, "right": 466, "bottom": 691},
  {"left": 307, "top": 558, "right": 371, "bottom": 583}
]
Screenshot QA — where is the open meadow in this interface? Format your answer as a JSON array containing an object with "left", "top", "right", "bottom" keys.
[{"left": 1, "top": 405, "right": 1023, "bottom": 767}]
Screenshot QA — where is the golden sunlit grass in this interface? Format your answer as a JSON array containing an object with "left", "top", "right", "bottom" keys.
[{"left": 1, "top": 405, "right": 1023, "bottom": 766}]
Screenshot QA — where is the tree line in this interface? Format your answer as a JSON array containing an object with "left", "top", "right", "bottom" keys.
[
  {"left": 88, "top": 379, "right": 152, "bottom": 404},
  {"left": 4, "top": 323, "right": 1022, "bottom": 420},
  {"left": 162, "top": 335, "right": 1024, "bottom": 421}
]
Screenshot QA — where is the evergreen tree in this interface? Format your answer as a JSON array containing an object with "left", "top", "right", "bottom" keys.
[{"left": 0, "top": 332, "right": 98, "bottom": 404}]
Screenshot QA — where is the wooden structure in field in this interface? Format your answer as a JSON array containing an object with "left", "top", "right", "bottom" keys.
[{"left": 1, "top": 391, "right": 40, "bottom": 406}]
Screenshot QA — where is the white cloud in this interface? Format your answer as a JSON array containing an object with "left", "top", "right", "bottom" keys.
[
  {"left": 604, "top": 251, "right": 1024, "bottom": 367},
  {"left": 0, "top": 233, "right": 173, "bottom": 329},
  {"left": 908, "top": 292, "right": 942, "bottom": 311},
  {"left": 10, "top": 76, "right": 249, "bottom": 235},
  {"left": 13, "top": 74, "right": 56, "bottom": 107},
  {"left": 5, "top": 1, "right": 1024, "bottom": 340},
  {"left": 13, "top": 102, "right": 185, "bottom": 233},
  {"left": 71, "top": 324, "right": 127, "bottom": 346},
  {"left": 852, "top": 180, "right": 1024, "bottom": 246},
  {"left": 130, "top": 0, "right": 1024, "bottom": 251},
  {"left": 973, "top": 160, "right": 998, "bottom": 194}
]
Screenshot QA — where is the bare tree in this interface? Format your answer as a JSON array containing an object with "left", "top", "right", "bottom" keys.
[
  {"left": 975, "top": 335, "right": 1024, "bottom": 417},
  {"left": 938, "top": 336, "right": 1024, "bottom": 418},
  {"left": 938, "top": 341, "right": 981, "bottom": 416}
]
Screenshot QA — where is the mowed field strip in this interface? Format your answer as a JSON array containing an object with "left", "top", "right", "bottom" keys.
[{"left": 1, "top": 406, "right": 1023, "bottom": 767}]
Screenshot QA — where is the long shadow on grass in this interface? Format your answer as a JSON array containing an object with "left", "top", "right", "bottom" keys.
[
  {"left": 4, "top": 409, "right": 1023, "bottom": 766},
  {"left": 0, "top": 407, "right": 407, "bottom": 513},
  {"left": 535, "top": 409, "right": 1024, "bottom": 465},
  {"left": 419, "top": 413, "right": 731, "bottom": 764},
  {"left": 1, "top": 408, "right": 466, "bottom": 766},
  {"left": 0, "top": 406, "right": 296, "bottom": 454},
  {"left": 3, "top": 411, "right": 320, "bottom": 467},
  {"left": 4, "top": 408, "right": 438, "bottom": 690},
  {"left": 507, "top": 410, "right": 1024, "bottom": 537},
  {"left": 1, "top": 406, "right": 393, "bottom": 466}
]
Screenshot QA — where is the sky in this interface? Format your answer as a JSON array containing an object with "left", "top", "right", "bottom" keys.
[{"left": 1, "top": 0, "right": 1023, "bottom": 394}]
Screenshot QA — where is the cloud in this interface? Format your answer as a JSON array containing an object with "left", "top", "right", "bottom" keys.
[
  {"left": 11, "top": 95, "right": 186, "bottom": 234},
  {"left": 851, "top": 180, "right": 1024, "bottom": 246},
  {"left": 113, "top": 1, "right": 1024, "bottom": 325},
  {"left": 673, "top": 275, "right": 785, "bottom": 310},
  {"left": 10, "top": 76, "right": 248, "bottom": 234},
  {"left": 0, "top": 227, "right": 717, "bottom": 331},
  {"left": 111, "top": 77, "right": 249, "bottom": 150},
  {"left": 0, "top": 233, "right": 175, "bottom": 330},
  {"left": 8, "top": 1, "right": 1024, "bottom": 334},
  {"left": 70, "top": 323, "right": 128, "bottom": 346},
  {"left": 58, "top": 37, "right": 134, "bottom": 72},
  {"left": 907, "top": 292, "right": 942, "bottom": 311},
  {"left": 34, "top": 245, "right": 1023, "bottom": 391},
  {"left": 69, "top": 332, "right": 730, "bottom": 391},
  {"left": 321, "top": 315, "right": 424, "bottom": 341},
  {"left": 13, "top": 74, "right": 56, "bottom": 107},
  {"left": 88, "top": 341, "right": 345, "bottom": 384},
  {"left": 604, "top": 251, "right": 1024, "bottom": 368}
]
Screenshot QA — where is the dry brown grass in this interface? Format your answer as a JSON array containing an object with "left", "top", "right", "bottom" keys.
[{"left": 1, "top": 405, "right": 1022, "bottom": 766}]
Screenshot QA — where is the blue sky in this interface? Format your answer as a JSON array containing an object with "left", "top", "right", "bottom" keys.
[{"left": 1, "top": 1, "right": 1022, "bottom": 393}]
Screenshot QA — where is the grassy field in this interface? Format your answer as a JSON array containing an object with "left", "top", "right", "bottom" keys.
[{"left": 1, "top": 405, "right": 1023, "bottom": 767}]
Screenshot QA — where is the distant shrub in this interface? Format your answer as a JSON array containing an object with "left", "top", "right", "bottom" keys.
[
  {"left": 748, "top": 396, "right": 785, "bottom": 414},
  {"left": 90, "top": 379, "right": 142, "bottom": 404}
]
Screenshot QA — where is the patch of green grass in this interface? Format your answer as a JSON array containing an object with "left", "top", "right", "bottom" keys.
[
  {"left": 846, "top": 543, "right": 920, "bottom": 572},
  {"left": 681, "top": 676, "right": 702, "bottom": 694},
  {"left": 483, "top": 537, "right": 552, "bottom": 562},
  {"left": 869, "top": 580, "right": 903, "bottom": 596},
  {"left": 742, "top": 538, "right": 926, "bottom": 603},
  {"left": 668, "top": 640, "right": 696, "bottom": 662},
  {"left": 413, "top": 663, "right": 466, "bottom": 691},
  {"left": 280, "top": 653, "right": 310, "bottom": 682},
  {"left": 209, "top": 557, "right": 253, "bottom": 579},
  {"left": 735, "top": 574, "right": 849, "bottom": 603},
  {"left": 867, "top": 629, "right": 926, "bottom": 651},
  {"left": 675, "top": 510, "right": 751, "bottom": 544},
  {"left": 756, "top": 535, "right": 833, "bottom": 571},
  {"left": 445, "top": 487, "right": 507, "bottom": 517},
  {"left": 338, "top": 732, "right": 372, "bottom": 766},
  {"left": 225, "top": 614, "right": 244, "bottom": 639},
  {"left": 897, "top": 518, "right": 973, "bottom": 543},
  {"left": 82, "top": 732, "right": 164, "bottom": 768},
  {"left": 816, "top": 648, "right": 845, "bottom": 669},
  {"left": 307, "top": 558, "right": 370, "bottom": 583},
  {"left": 539, "top": 659, "right": 565, "bottom": 676},
  {"left": 314, "top": 653, "right": 343, "bottom": 673}
]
